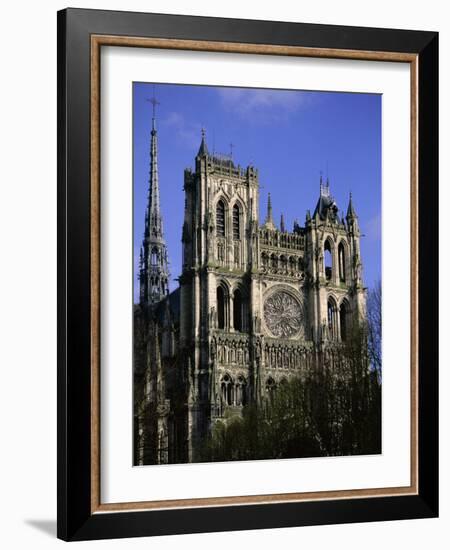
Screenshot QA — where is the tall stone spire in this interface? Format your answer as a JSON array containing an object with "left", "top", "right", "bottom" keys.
[
  {"left": 197, "top": 128, "right": 209, "bottom": 157},
  {"left": 140, "top": 95, "right": 170, "bottom": 306},
  {"left": 264, "top": 193, "right": 276, "bottom": 230},
  {"left": 145, "top": 97, "right": 162, "bottom": 238},
  {"left": 346, "top": 192, "right": 357, "bottom": 219},
  {"left": 346, "top": 192, "right": 359, "bottom": 233}
]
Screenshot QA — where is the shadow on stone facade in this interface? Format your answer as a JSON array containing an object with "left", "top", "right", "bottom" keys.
[{"left": 134, "top": 123, "right": 378, "bottom": 466}]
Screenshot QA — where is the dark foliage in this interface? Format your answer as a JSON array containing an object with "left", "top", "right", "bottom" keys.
[{"left": 200, "top": 324, "right": 381, "bottom": 463}]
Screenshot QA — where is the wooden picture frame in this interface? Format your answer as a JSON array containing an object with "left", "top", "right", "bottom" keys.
[{"left": 57, "top": 8, "right": 438, "bottom": 541}]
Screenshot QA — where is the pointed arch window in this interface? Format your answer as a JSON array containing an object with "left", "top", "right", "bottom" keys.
[
  {"left": 289, "top": 256, "right": 297, "bottom": 274},
  {"left": 233, "top": 288, "right": 242, "bottom": 331},
  {"left": 340, "top": 300, "right": 350, "bottom": 341},
  {"left": 236, "top": 376, "right": 247, "bottom": 406},
  {"left": 232, "top": 204, "right": 240, "bottom": 239},
  {"left": 217, "top": 284, "right": 230, "bottom": 330},
  {"left": 324, "top": 240, "right": 333, "bottom": 281},
  {"left": 221, "top": 374, "right": 233, "bottom": 406},
  {"left": 261, "top": 252, "right": 269, "bottom": 269},
  {"left": 327, "top": 297, "right": 338, "bottom": 340},
  {"left": 151, "top": 247, "right": 159, "bottom": 266},
  {"left": 338, "top": 242, "right": 346, "bottom": 282},
  {"left": 216, "top": 200, "right": 225, "bottom": 237},
  {"left": 217, "top": 286, "right": 225, "bottom": 329}
]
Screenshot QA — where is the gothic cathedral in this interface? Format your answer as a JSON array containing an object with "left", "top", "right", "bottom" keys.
[{"left": 134, "top": 113, "right": 366, "bottom": 466}]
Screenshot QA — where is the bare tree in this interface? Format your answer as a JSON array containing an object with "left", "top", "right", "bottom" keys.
[
  {"left": 201, "top": 323, "right": 382, "bottom": 463},
  {"left": 366, "top": 280, "right": 382, "bottom": 379}
]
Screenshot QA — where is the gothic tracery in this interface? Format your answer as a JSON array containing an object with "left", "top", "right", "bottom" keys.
[{"left": 135, "top": 127, "right": 366, "bottom": 465}]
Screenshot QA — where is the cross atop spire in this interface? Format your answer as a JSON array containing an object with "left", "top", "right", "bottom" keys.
[
  {"left": 147, "top": 89, "right": 160, "bottom": 132},
  {"left": 197, "top": 127, "right": 209, "bottom": 157},
  {"left": 148, "top": 96, "right": 160, "bottom": 118},
  {"left": 346, "top": 191, "right": 357, "bottom": 220}
]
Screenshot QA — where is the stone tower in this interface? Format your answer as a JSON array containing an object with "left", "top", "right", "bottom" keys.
[
  {"left": 180, "top": 131, "right": 260, "bottom": 460},
  {"left": 305, "top": 178, "right": 366, "bottom": 343}
]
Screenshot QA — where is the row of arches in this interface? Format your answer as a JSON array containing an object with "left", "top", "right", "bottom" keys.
[
  {"left": 261, "top": 252, "right": 304, "bottom": 274},
  {"left": 216, "top": 283, "right": 248, "bottom": 332},
  {"left": 324, "top": 239, "right": 348, "bottom": 283},
  {"left": 220, "top": 375, "right": 285, "bottom": 406},
  {"left": 259, "top": 229, "right": 305, "bottom": 251},
  {"left": 215, "top": 339, "right": 250, "bottom": 366},
  {"left": 264, "top": 345, "right": 312, "bottom": 370},
  {"left": 327, "top": 297, "right": 351, "bottom": 341},
  {"left": 150, "top": 246, "right": 165, "bottom": 268},
  {"left": 216, "top": 200, "right": 242, "bottom": 240},
  {"left": 220, "top": 373, "right": 247, "bottom": 406}
]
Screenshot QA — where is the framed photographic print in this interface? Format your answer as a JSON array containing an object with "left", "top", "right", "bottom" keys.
[{"left": 57, "top": 8, "right": 438, "bottom": 541}]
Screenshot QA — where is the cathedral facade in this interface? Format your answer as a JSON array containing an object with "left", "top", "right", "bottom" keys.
[{"left": 134, "top": 115, "right": 366, "bottom": 466}]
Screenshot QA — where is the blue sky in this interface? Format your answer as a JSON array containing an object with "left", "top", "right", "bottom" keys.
[{"left": 133, "top": 82, "right": 381, "bottom": 302}]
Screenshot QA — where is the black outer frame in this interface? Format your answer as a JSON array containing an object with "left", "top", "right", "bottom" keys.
[{"left": 57, "top": 8, "right": 439, "bottom": 542}]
